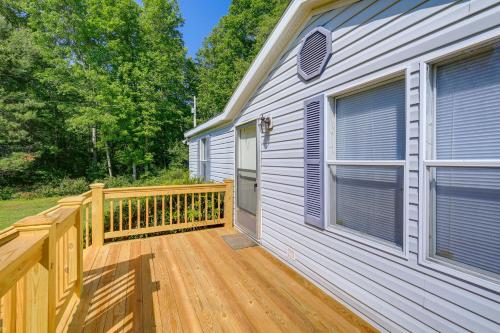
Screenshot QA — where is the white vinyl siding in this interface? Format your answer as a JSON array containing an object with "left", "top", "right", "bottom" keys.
[
  {"left": 189, "top": 1, "right": 500, "bottom": 331},
  {"left": 427, "top": 45, "right": 500, "bottom": 277},
  {"left": 190, "top": 125, "right": 234, "bottom": 182},
  {"left": 209, "top": 126, "right": 235, "bottom": 182},
  {"left": 188, "top": 140, "right": 198, "bottom": 177},
  {"left": 328, "top": 79, "right": 406, "bottom": 248}
]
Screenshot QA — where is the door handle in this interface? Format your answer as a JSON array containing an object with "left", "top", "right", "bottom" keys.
[{"left": 253, "top": 183, "right": 258, "bottom": 192}]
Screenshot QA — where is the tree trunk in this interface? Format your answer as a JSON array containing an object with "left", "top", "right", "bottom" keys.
[
  {"left": 132, "top": 162, "right": 137, "bottom": 181},
  {"left": 105, "top": 142, "right": 113, "bottom": 177},
  {"left": 91, "top": 127, "right": 97, "bottom": 165}
]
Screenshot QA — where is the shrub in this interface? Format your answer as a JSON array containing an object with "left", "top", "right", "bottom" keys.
[
  {"left": 101, "top": 175, "right": 133, "bottom": 188},
  {"left": 0, "top": 187, "right": 14, "bottom": 200},
  {"left": 31, "top": 177, "right": 88, "bottom": 197},
  {"left": 57, "top": 177, "right": 89, "bottom": 196},
  {"left": 1, "top": 168, "right": 205, "bottom": 200}
]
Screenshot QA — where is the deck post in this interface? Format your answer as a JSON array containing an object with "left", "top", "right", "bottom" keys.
[
  {"left": 223, "top": 179, "right": 234, "bottom": 229},
  {"left": 13, "top": 215, "right": 57, "bottom": 333},
  {"left": 90, "top": 183, "right": 105, "bottom": 247},
  {"left": 58, "top": 196, "right": 85, "bottom": 297}
]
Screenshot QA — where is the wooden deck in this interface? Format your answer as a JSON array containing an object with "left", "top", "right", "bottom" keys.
[{"left": 67, "top": 228, "right": 376, "bottom": 333}]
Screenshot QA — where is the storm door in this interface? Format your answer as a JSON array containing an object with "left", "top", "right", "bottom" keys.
[{"left": 236, "top": 123, "right": 258, "bottom": 239}]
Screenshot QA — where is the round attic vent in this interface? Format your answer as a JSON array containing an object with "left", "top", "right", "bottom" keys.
[{"left": 297, "top": 27, "right": 332, "bottom": 81}]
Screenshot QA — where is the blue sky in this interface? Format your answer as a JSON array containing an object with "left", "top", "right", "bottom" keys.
[
  {"left": 136, "top": 0, "right": 231, "bottom": 58},
  {"left": 178, "top": 0, "right": 231, "bottom": 57}
]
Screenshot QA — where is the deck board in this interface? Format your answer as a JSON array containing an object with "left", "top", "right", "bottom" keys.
[{"left": 67, "top": 229, "right": 377, "bottom": 332}]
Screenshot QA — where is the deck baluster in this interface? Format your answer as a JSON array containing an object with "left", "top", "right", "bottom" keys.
[
  {"left": 85, "top": 205, "right": 89, "bottom": 248},
  {"left": 110, "top": 200, "right": 114, "bottom": 232},
  {"left": 145, "top": 197, "right": 149, "bottom": 227},
  {"left": 119, "top": 200, "right": 123, "bottom": 231},
  {"left": 184, "top": 194, "right": 187, "bottom": 223},
  {"left": 169, "top": 195, "right": 173, "bottom": 225},
  {"left": 128, "top": 199, "right": 132, "bottom": 230},
  {"left": 175, "top": 194, "right": 181, "bottom": 224},
  {"left": 162, "top": 195, "right": 165, "bottom": 225},
  {"left": 137, "top": 199, "right": 141, "bottom": 228},
  {"left": 154, "top": 195, "right": 158, "bottom": 226}
]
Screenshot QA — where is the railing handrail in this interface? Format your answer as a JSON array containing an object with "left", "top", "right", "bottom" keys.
[
  {"left": 0, "top": 226, "right": 18, "bottom": 246},
  {"left": 37, "top": 204, "right": 62, "bottom": 216},
  {"left": 103, "top": 183, "right": 227, "bottom": 200},
  {"left": 103, "top": 182, "right": 225, "bottom": 193},
  {"left": 104, "top": 183, "right": 224, "bottom": 192}
]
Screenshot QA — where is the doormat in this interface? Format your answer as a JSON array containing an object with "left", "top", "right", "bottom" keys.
[{"left": 222, "top": 233, "right": 257, "bottom": 250}]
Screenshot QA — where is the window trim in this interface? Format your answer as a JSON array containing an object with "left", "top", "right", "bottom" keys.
[
  {"left": 324, "top": 72, "right": 409, "bottom": 259},
  {"left": 419, "top": 45, "right": 500, "bottom": 291},
  {"left": 199, "top": 137, "right": 209, "bottom": 180}
]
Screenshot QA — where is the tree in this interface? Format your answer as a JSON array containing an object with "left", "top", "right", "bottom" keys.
[
  {"left": 0, "top": 10, "right": 82, "bottom": 184},
  {"left": 195, "top": 0, "right": 289, "bottom": 122},
  {"left": 1, "top": 0, "right": 192, "bottom": 182}
]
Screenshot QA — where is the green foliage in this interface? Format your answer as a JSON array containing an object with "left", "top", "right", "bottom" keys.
[
  {"left": 0, "top": 0, "right": 290, "bottom": 191},
  {"left": 195, "top": 0, "right": 290, "bottom": 122},
  {"left": 0, "top": 152, "right": 37, "bottom": 175},
  {"left": 34, "top": 177, "right": 89, "bottom": 198},
  {"left": 101, "top": 168, "right": 198, "bottom": 188},
  {"left": 0, "top": 168, "right": 199, "bottom": 200},
  {"left": 0, "top": 0, "right": 193, "bottom": 185},
  {"left": 0, "top": 186, "right": 14, "bottom": 200}
]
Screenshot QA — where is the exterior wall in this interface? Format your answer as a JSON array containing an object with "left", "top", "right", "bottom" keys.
[
  {"left": 188, "top": 140, "right": 198, "bottom": 177},
  {"left": 190, "top": 0, "right": 500, "bottom": 331},
  {"left": 188, "top": 125, "right": 235, "bottom": 182}
]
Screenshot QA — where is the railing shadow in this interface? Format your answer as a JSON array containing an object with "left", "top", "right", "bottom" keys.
[{"left": 66, "top": 242, "right": 157, "bottom": 332}]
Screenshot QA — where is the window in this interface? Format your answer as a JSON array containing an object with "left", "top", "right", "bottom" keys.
[
  {"left": 199, "top": 137, "right": 210, "bottom": 181},
  {"left": 327, "top": 78, "right": 406, "bottom": 248},
  {"left": 426, "top": 45, "right": 500, "bottom": 277}
]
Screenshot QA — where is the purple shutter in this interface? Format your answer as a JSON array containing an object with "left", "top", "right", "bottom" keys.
[{"left": 304, "top": 95, "right": 324, "bottom": 229}]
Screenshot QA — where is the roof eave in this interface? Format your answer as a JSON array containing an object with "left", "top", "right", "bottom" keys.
[{"left": 184, "top": 0, "right": 345, "bottom": 139}]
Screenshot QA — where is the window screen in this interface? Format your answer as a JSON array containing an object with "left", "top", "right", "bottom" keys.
[
  {"left": 431, "top": 46, "right": 500, "bottom": 276},
  {"left": 331, "top": 79, "right": 406, "bottom": 247}
]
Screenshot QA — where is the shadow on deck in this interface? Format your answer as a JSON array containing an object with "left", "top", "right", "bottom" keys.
[{"left": 67, "top": 228, "right": 377, "bottom": 333}]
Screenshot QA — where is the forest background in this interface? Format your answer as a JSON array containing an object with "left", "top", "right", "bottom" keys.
[{"left": 0, "top": 0, "right": 289, "bottom": 202}]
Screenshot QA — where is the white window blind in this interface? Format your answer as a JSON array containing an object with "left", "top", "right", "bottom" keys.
[
  {"left": 428, "top": 46, "right": 500, "bottom": 276},
  {"left": 329, "top": 79, "right": 406, "bottom": 247}
]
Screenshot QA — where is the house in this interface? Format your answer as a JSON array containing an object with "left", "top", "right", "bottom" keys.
[{"left": 185, "top": 0, "right": 500, "bottom": 331}]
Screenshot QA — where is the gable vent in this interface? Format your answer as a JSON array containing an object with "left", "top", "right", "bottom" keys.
[{"left": 297, "top": 27, "right": 332, "bottom": 81}]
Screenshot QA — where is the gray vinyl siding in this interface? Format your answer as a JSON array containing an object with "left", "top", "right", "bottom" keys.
[
  {"left": 208, "top": 125, "right": 235, "bottom": 182},
  {"left": 188, "top": 140, "right": 198, "bottom": 177},
  {"left": 189, "top": 0, "right": 500, "bottom": 331},
  {"left": 188, "top": 125, "right": 235, "bottom": 182}
]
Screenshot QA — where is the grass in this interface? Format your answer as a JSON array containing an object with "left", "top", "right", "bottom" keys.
[{"left": 0, "top": 197, "right": 60, "bottom": 230}]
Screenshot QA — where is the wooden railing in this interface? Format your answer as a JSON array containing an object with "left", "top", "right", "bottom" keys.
[
  {"left": 0, "top": 179, "right": 233, "bottom": 332},
  {"left": 0, "top": 196, "right": 84, "bottom": 332},
  {"left": 98, "top": 180, "right": 233, "bottom": 244}
]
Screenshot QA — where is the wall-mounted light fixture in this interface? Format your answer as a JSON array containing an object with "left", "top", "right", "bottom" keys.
[{"left": 259, "top": 114, "right": 273, "bottom": 133}]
